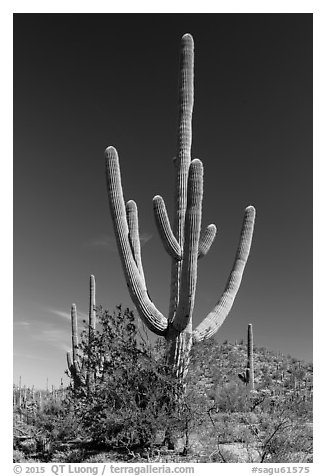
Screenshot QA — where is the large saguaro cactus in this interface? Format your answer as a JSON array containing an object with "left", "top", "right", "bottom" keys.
[
  {"left": 67, "top": 274, "right": 96, "bottom": 388},
  {"left": 105, "top": 34, "right": 255, "bottom": 380}
]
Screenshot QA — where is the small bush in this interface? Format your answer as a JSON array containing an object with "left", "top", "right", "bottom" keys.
[{"left": 66, "top": 306, "right": 182, "bottom": 450}]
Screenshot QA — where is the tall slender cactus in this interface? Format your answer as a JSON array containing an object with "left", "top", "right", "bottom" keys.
[
  {"left": 66, "top": 303, "right": 82, "bottom": 387},
  {"left": 18, "top": 376, "right": 22, "bottom": 411},
  {"left": 38, "top": 390, "right": 43, "bottom": 410},
  {"left": 86, "top": 274, "right": 96, "bottom": 390},
  {"left": 238, "top": 323, "right": 255, "bottom": 390},
  {"left": 105, "top": 33, "right": 256, "bottom": 380},
  {"left": 67, "top": 274, "right": 96, "bottom": 388}
]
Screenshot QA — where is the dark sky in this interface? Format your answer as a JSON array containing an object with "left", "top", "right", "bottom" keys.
[{"left": 14, "top": 13, "right": 312, "bottom": 388}]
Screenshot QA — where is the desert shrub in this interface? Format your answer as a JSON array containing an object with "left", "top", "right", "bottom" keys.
[
  {"left": 84, "top": 452, "right": 121, "bottom": 463},
  {"left": 202, "top": 390, "right": 313, "bottom": 463},
  {"left": 33, "top": 399, "right": 78, "bottom": 442},
  {"left": 14, "top": 305, "right": 312, "bottom": 463},
  {"left": 13, "top": 450, "right": 28, "bottom": 462},
  {"left": 67, "top": 306, "right": 181, "bottom": 450},
  {"left": 13, "top": 449, "right": 42, "bottom": 463},
  {"left": 50, "top": 448, "right": 88, "bottom": 463},
  {"left": 212, "top": 381, "right": 252, "bottom": 413}
]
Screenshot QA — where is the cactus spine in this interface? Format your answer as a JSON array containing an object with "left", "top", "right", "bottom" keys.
[
  {"left": 67, "top": 274, "right": 96, "bottom": 388},
  {"left": 105, "top": 34, "right": 256, "bottom": 380},
  {"left": 238, "top": 323, "right": 255, "bottom": 390}
]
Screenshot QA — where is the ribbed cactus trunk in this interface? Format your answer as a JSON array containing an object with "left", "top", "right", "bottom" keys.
[
  {"left": 105, "top": 33, "right": 256, "bottom": 382},
  {"left": 67, "top": 275, "right": 96, "bottom": 389},
  {"left": 71, "top": 304, "right": 79, "bottom": 369},
  {"left": 60, "top": 377, "right": 65, "bottom": 399},
  {"left": 66, "top": 303, "right": 82, "bottom": 388},
  {"left": 31, "top": 387, "right": 35, "bottom": 416},
  {"left": 86, "top": 274, "right": 96, "bottom": 390},
  {"left": 18, "top": 377, "right": 22, "bottom": 411},
  {"left": 247, "top": 323, "right": 254, "bottom": 391},
  {"left": 39, "top": 390, "right": 43, "bottom": 411},
  {"left": 168, "top": 33, "right": 194, "bottom": 322},
  {"left": 165, "top": 35, "right": 198, "bottom": 380},
  {"left": 238, "top": 323, "right": 255, "bottom": 390}
]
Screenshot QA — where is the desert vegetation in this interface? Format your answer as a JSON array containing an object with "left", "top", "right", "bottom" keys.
[
  {"left": 14, "top": 32, "right": 312, "bottom": 464},
  {"left": 13, "top": 305, "right": 313, "bottom": 463}
]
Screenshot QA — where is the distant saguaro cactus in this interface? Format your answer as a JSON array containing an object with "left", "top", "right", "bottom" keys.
[
  {"left": 67, "top": 274, "right": 96, "bottom": 388},
  {"left": 38, "top": 390, "right": 43, "bottom": 410},
  {"left": 87, "top": 274, "right": 96, "bottom": 390},
  {"left": 66, "top": 303, "right": 81, "bottom": 387},
  {"left": 238, "top": 323, "right": 255, "bottom": 390},
  {"left": 18, "top": 377, "right": 22, "bottom": 411},
  {"left": 105, "top": 34, "right": 256, "bottom": 380}
]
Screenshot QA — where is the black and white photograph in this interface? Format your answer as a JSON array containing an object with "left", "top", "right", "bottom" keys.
[{"left": 12, "top": 11, "right": 313, "bottom": 467}]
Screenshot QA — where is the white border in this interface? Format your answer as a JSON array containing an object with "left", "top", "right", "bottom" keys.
[{"left": 3, "top": 1, "right": 324, "bottom": 473}]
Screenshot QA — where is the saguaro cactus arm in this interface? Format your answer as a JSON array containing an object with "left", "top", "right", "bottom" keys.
[
  {"left": 198, "top": 224, "right": 217, "bottom": 259},
  {"left": 66, "top": 351, "right": 73, "bottom": 375},
  {"left": 126, "top": 200, "right": 146, "bottom": 284},
  {"left": 153, "top": 195, "right": 182, "bottom": 260},
  {"left": 192, "top": 206, "right": 256, "bottom": 342},
  {"left": 105, "top": 146, "right": 168, "bottom": 335},
  {"left": 66, "top": 350, "right": 81, "bottom": 374}
]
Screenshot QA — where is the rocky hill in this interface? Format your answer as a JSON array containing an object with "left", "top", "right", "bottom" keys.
[{"left": 188, "top": 338, "right": 313, "bottom": 403}]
